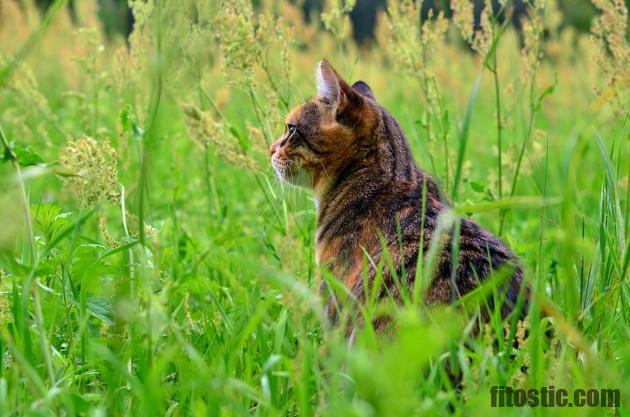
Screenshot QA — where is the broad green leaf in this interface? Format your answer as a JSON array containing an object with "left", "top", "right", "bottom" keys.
[{"left": 2, "top": 143, "right": 44, "bottom": 166}]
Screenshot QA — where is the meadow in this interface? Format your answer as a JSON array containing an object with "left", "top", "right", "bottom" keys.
[{"left": 0, "top": 0, "right": 628, "bottom": 416}]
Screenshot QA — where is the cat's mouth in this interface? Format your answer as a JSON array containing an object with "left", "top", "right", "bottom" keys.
[{"left": 271, "top": 156, "right": 313, "bottom": 187}]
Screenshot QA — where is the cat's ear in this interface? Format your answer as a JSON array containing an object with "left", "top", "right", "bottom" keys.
[
  {"left": 352, "top": 81, "right": 375, "bottom": 101},
  {"left": 316, "top": 60, "right": 341, "bottom": 109},
  {"left": 316, "top": 60, "right": 359, "bottom": 114}
]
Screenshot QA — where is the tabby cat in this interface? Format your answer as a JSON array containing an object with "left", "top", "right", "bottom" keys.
[{"left": 269, "top": 60, "right": 527, "bottom": 330}]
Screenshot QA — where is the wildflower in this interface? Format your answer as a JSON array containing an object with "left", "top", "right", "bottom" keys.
[{"left": 59, "top": 136, "right": 120, "bottom": 208}]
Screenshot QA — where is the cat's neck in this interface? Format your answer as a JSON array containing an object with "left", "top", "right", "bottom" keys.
[
  {"left": 315, "top": 157, "right": 383, "bottom": 217},
  {"left": 314, "top": 110, "right": 444, "bottom": 224}
]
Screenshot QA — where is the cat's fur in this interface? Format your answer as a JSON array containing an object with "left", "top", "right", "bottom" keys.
[{"left": 270, "top": 60, "right": 527, "bottom": 329}]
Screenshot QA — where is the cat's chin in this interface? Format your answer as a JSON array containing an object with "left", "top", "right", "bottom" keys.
[{"left": 272, "top": 160, "right": 313, "bottom": 188}]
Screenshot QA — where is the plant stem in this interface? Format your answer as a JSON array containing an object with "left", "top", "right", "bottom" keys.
[
  {"left": 0, "top": 123, "right": 35, "bottom": 263},
  {"left": 120, "top": 185, "right": 134, "bottom": 296},
  {"left": 492, "top": 53, "right": 503, "bottom": 200},
  {"left": 32, "top": 280, "right": 55, "bottom": 386},
  {"left": 498, "top": 83, "right": 536, "bottom": 234}
]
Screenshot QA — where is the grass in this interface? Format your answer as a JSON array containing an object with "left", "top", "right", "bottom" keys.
[{"left": 0, "top": 0, "right": 628, "bottom": 416}]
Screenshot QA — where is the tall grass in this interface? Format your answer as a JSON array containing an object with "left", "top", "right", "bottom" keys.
[{"left": 0, "top": 0, "right": 628, "bottom": 416}]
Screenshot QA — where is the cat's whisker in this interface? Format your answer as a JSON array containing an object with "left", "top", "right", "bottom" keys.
[{"left": 319, "top": 161, "right": 332, "bottom": 183}]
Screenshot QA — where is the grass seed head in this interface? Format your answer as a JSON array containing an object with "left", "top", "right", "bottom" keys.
[
  {"left": 590, "top": 0, "right": 630, "bottom": 114},
  {"left": 215, "top": 0, "right": 259, "bottom": 84},
  {"left": 98, "top": 214, "right": 119, "bottom": 248},
  {"left": 124, "top": 210, "right": 157, "bottom": 240},
  {"left": 452, "top": 0, "right": 493, "bottom": 55},
  {"left": 321, "top": 0, "right": 356, "bottom": 40},
  {"left": 521, "top": 1, "right": 546, "bottom": 81},
  {"left": 60, "top": 136, "right": 120, "bottom": 208},
  {"left": 386, "top": 0, "right": 448, "bottom": 148},
  {"left": 182, "top": 105, "right": 260, "bottom": 173},
  {"left": 1, "top": 58, "right": 54, "bottom": 132},
  {"left": 451, "top": 0, "right": 475, "bottom": 46}
]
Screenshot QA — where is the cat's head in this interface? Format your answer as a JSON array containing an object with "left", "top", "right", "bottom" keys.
[{"left": 269, "top": 60, "right": 380, "bottom": 193}]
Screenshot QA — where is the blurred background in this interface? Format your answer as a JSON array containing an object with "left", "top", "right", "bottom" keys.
[{"left": 17, "top": 0, "right": 622, "bottom": 43}]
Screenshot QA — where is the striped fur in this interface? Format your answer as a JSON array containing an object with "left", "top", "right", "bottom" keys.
[{"left": 270, "top": 61, "right": 527, "bottom": 329}]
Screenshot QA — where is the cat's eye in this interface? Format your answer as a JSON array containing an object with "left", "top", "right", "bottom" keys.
[{"left": 287, "top": 124, "right": 297, "bottom": 134}]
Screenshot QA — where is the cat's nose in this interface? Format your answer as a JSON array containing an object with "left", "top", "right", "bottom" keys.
[{"left": 269, "top": 142, "right": 279, "bottom": 156}]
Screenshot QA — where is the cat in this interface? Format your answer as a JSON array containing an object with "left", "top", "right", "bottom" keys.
[{"left": 269, "top": 60, "right": 528, "bottom": 331}]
